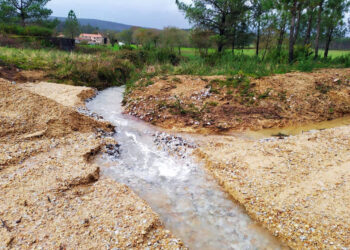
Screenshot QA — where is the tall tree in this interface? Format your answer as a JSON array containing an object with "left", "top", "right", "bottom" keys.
[
  {"left": 314, "top": 0, "right": 324, "bottom": 58},
  {"left": 176, "top": 0, "right": 248, "bottom": 52},
  {"left": 323, "top": 0, "right": 349, "bottom": 57},
  {"left": 64, "top": 10, "right": 79, "bottom": 39},
  {"left": 276, "top": 1, "right": 288, "bottom": 56},
  {"left": 251, "top": 0, "right": 272, "bottom": 56},
  {"left": 289, "top": 0, "right": 298, "bottom": 63},
  {"left": 2, "top": 0, "right": 52, "bottom": 26},
  {"left": 228, "top": 0, "right": 249, "bottom": 54},
  {"left": 303, "top": 1, "right": 317, "bottom": 45},
  {"left": 293, "top": 1, "right": 304, "bottom": 43}
]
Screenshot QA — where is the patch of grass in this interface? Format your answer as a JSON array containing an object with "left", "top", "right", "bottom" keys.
[
  {"left": 315, "top": 82, "right": 331, "bottom": 94},
  {"left": 172, "top": 77, "right": 182, "bottom": 83},
  {"left": 207, "top": 101, "right": 218, "bottom": 107},
  {"left": 258, "top": 88, "right": 272, "bottom": 99}
]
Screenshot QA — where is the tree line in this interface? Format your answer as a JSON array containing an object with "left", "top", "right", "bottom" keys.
[
  {"left": 176, "top": 0, "right": 350, "bottom": 62},
  {"left": 1, "top": 0, "right": 349, "bottom": 61}
]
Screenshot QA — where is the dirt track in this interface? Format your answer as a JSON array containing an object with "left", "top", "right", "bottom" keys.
[{"left": 0, "top": 80, "right": 184, "bottom": 249}]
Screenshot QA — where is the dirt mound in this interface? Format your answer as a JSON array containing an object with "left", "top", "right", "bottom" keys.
[
  {"left": 0, "top": 81, "right": 111, "bottom": 141},
  {"left": 0, "top": 66, "right": 45, "bottom": 83},
  {"left": 196, "top": 126, "right": 350, "bottom": 249},
  {"left": 21, "top": 82, "right": 96, "bottom": 108},
  {"left": 0, "top": 80, "right": 184, "bottom": 249},
  {"left": 124, "top": 69, "right": 350, "bottom": 133}
]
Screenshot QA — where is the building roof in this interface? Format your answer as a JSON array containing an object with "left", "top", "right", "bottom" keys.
[{"left": 79, "top": 33, "right": 103, "bottom": 38}]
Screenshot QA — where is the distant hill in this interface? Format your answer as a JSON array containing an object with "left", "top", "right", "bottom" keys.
[{"left": 51, "top": 17, "right": 135, "bottom": 32}]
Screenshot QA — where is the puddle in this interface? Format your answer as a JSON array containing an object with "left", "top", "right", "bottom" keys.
[
  {"left": 245, "top": 116, "right": 350, "bottom": 139},
  {"left": 86, "top": 87, "right": 284, "bottom": 249}
]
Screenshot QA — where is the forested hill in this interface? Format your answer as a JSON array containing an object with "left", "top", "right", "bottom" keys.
[{"left": 51, "top": 16, "right": 133, "bottom": 31}]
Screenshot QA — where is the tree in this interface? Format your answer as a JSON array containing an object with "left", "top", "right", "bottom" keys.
[
  {"left": 105, "top": 30, "right": 118, "bottom": 47},
  {"left": 117, "top": 29, "right": 133, "bottom": 45},
  {"left": 275, "top": 0, "right": 288, "bottom": 56},
  {"left": 133, "top": 28, "right": 162, "bottom": 49},
  {"left": 190, "top": 28, "right": 213, "bottom": 55},
  {"left": 0, "top": 0, "right": 16, "bottom": 22},
  {"left": 314, "top": 0, "right": 324, "bottom": 58},
  {"left": 251, "top": 0, "right": 272, "bottom": 56},
  {"left": 228, "top": 0, "right": 250, "bottom": 54},
  {"left": 288, "top": 0, "right": 298, "bottom": 63},
  {"left": 176, "top": 0, "right": 248, "bottom": 52},
  {"left": 160, "top": 27, "right": 188, "bottom": 54},
  {"left": 64, "top": 10, "right": 79, "bottom": 39},
  {"left": 323, "top": 0, "right": 349, "bottom": 57},
  {"left": 2, "top": 0, "right": 52, "bottom": 26},
  {"left": 303, "top": 0, "right": 317, "bottom": 45}
]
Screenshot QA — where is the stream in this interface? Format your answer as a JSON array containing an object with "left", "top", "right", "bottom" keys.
[{"left": 86, "top": 87, "right": 283, "bottom": 250}]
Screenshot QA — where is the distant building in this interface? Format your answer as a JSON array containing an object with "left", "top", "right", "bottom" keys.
[{"left": 76, "top": 33, "right": 104, "bottom": 45}]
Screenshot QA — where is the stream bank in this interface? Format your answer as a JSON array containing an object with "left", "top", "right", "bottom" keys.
[{"left": 0, "top": 80, "right": 184, "bottom": 249}]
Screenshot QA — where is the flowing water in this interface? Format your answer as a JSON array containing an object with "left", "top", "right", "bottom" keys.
[{"left": 86, "top": 87, "right": 283, "bottom": 250}]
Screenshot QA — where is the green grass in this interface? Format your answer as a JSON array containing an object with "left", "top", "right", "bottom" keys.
[
  {"left": 0, "top": 46, "right": 135, "bottom": 89},
  {"left": 0, "top": 45, "right": 349, "bottom": 92},
  {"left": 179, "top": 47, "right": 350, "bottom": 58},
  {"left": 80, "top": 44, "right": 138, "bottom": 52}
]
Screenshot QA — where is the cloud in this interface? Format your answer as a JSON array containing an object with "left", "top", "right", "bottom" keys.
[{"left": 47, "top": 0, "right": 192, "bottom": 29}]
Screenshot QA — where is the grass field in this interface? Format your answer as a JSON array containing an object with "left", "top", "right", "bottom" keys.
[
  {"left": 1, "top": 45, "right": 349, "bottom": 90},
  {"left": 180, "top": 47, "right": 350, "bottom": 58},
  {"left": 84, "top": 44, "right": 350, "bottom": 59}
]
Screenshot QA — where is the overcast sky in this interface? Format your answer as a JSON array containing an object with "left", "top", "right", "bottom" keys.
[{"left": 47, "top": 0, "right": 192, "bottom": 29}]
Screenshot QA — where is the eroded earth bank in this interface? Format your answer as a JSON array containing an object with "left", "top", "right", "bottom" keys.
[{"left": 0, "top": 79, "right": 184, "bottom": 249}]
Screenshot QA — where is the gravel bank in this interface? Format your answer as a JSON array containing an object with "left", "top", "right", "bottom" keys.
[
  {"left": 196, "top": 127, "right": 350, "bottom": 249},
  {"left": 0, "top": 80, "right": 184, "bottom": 249}
]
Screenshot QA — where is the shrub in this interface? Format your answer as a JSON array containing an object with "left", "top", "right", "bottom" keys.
[
  {"left": 0, "top": 24, "right": 52, "bottom": 37},
  {"left": 297, "top": 58, "right": 315, "bottom": 72}
]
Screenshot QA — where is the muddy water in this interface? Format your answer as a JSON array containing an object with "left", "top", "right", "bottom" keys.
[
  {"left": 245, "top": 116, "right": 350, "bottom": 139},
  {"left": 86, "top": 87, "right": 283, "bottom": 250}
]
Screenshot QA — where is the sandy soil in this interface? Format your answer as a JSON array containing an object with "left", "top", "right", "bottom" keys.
[
  {"left": 194, "top": 127, "right": 350, "bottom": 249},
  {"left": 124, "top": 69, "right": 350, "bottom": 133},
  {"left": 0, "top": 80, "right": 184, "bottom": 249},
  {"left": 21, "top": 82, "right": 96, "bottom": 108}
]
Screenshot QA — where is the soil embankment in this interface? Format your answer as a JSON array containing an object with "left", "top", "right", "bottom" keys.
[
  {"left": 0, "top": 79, "right": 184, "bottom": 249},
  {"left": 124, "top": 68, "right": 350, "bottom": 133},
  {"left": 124, "top": 69, "right": 350, "bottom": 249},
  {"left": 196, "top": 127, "right": 350, "bottom": 249}
]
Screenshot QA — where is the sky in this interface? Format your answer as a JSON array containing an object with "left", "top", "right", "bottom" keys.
[{"left": 47, "top": 0, "right": 192, "bottom": 29}]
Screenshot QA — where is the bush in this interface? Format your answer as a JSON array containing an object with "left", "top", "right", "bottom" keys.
[
  {"left": 155, "top": 49, "right": 181, "bottom": 65},
  {"left": 294, "top": 44, "right": 314, "bottom": 60},
  {"left": 0, "top": 24, "right": 52, "bottom": 37},
  {"left": 64, "top": 58, "right": 135, "bottom": 89},
  {"left": 117, "top": 49, "right": 146, "bottom": 67},
  {"left": 297, "top": 58, "right": 315, "bottom": 72},
  {"left": 24, "top": 26, "right": 52, "bottom": 37}
]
